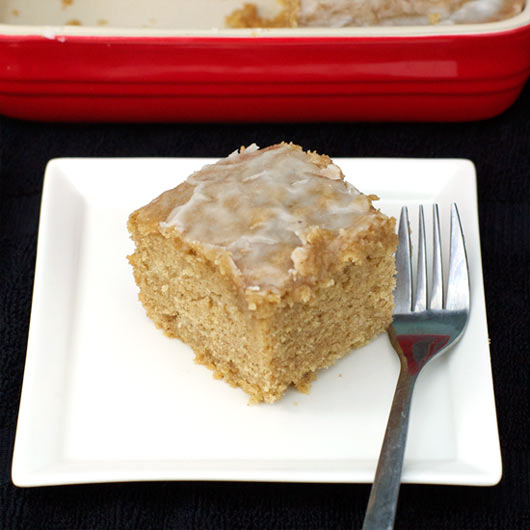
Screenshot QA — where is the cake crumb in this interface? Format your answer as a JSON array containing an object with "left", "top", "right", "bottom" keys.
[
  {"left": 12, "top": 9, "right": 20, "bottom": 16},
  {"left": 62, "top": 0, "right": 73, "bottom": 9},
  {"left": 97, "top": 19, "right": 108, "bottom": 26},
  {"left": 293, "top": 401, "right": 299, "bottom": 407},
  {"left": 428, "top": 13, "right": 440, "bottom": 24},
  {"left": 296, "top": 372, "right": 316, "bottom": 394},
  {"left": 338, "top": 373, "right": 342, "bottom": 377},
  {"left": 66, "top": 19, "right": 82, "bottom": 26}
]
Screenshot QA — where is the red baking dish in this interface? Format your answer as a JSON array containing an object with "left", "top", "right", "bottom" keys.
[{"left": 1, "top": 1, "right": 529, "bottom": 122}]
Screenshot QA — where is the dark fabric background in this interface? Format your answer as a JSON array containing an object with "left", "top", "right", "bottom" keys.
[{"left": 1, "top": 84, "right": 529, "bottom": 530}]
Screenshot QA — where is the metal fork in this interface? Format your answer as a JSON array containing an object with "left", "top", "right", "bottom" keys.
[{"left": 362, "top": 203, "right": 470, "bottom": 530}]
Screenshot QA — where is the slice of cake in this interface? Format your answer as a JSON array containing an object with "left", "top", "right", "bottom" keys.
[
  {"left": 127, "top": 143, "right": 397, "bottom": 403},
  {"left": 226, "top": 0, "right": 524, "bottom": 27}
]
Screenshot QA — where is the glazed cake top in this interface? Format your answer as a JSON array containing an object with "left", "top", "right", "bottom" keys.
[
  {"left": 226, "top": 0, "right": 525, "bottom": 27},
  {"left": 296, "top": 0, "right": 524, "bottom": 26},
  {"left": 158, "top": 143, "right": 388, "bottom": 295}
]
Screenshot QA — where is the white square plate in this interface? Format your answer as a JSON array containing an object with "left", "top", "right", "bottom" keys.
[{"left": 12, "top": 157, "right": 500, "bottom": 487}]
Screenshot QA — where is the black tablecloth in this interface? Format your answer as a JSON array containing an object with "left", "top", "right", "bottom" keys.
[{"left": 1, "top": 85, "right": 529, "bottom": 530}]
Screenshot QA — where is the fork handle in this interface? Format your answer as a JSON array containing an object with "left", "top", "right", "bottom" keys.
[{"left": 362, "top": 367, "right": 417, "bottom": 530}]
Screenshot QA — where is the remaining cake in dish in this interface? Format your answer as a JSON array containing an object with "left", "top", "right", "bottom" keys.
[
  {"left": 128, "top": 143, "right": 397, "bottom": 403},
  {"left": 226, "top": 0, "right": 525, "bottom": 27}
]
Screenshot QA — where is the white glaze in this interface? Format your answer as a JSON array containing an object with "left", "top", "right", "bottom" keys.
[
  {"left": 298, "top": 0, "right": 522, "bottom": 26},
  {"left": 161, "top": 144, "right": 374, "bottom": 290}
]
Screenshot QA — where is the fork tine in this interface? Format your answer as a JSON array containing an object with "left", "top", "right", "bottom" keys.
[
  {"left": 445, "top": 203, "right": 470, "bottom": 311},
  {"left": 413, "top": 206, "right": 427, "bottom": 312},
  {"left": 394, "top": 206, "right": 413, "bottom": 313},
  {"left": 430, "top": 204, "right": 444, "bottom": 310}
]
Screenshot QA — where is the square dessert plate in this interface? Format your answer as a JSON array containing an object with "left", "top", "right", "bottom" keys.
[{"left": 12, "top": 157, "right": 500, "bottom": 487}]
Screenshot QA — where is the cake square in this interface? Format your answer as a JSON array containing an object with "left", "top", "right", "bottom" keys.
[{"left": 127, "top": 143, "right": 397, "bottom": 403}]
